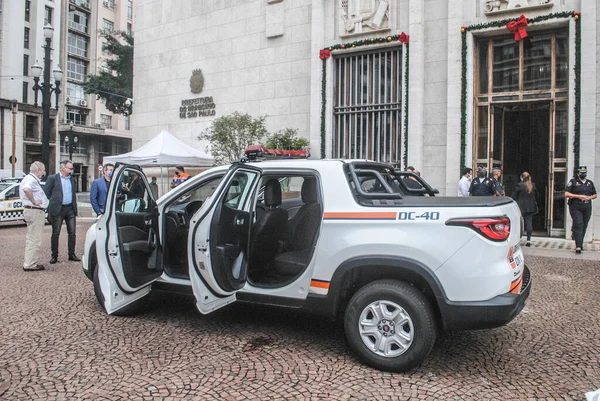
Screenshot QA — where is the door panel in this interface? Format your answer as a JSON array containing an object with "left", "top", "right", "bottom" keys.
[
  {"left": 95, "top": 166, "right": 162, "bottom": 314},
  {"left": 190, "top": 165, "right": 262, "bottom": 314}
]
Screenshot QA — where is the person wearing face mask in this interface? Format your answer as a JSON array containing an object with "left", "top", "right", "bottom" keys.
[
  {"left": 149, "top": 176, "right": 159, "bottom": 199},
  {"left": 19, "top": 161, "right": 49, "bottom": 271},
  {"left": 457, "top": 167, "right": 473, "bottom": 196},
  {"left": 44, "top": 160, "right": 80, "bottom": 264},
  {"left": 565, "top": 166, "right": 597, "bottom": 254},
  {"left": 469, "top": 165, "right": 495, "bottom": 196},
  {"left": 90, "top": 163, "right": 114, "bottom": 216}
]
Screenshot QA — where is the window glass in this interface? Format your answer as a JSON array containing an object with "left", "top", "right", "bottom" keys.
[
  {"left": 67, "top": 57, "right": 87, "bottom": 81},
  {"left": 476, "top": 106, "right": 489, "bottom": 159},
  {"left": 523, "top": 35, "right": 551, "bottom": 90},
  {"left": 22, "top": 82, "right": 29, "bottom": 104},
  {"left": 45, "top": 6, "right": 53, "bottom": 25},
  {"left": 492, "top": 38, "right": 519, "bottom": 92},
  {"left": 68, "top": 33, "right": 88, "bottom": 57},
  {"left": 223, "top": 171, "right": 258, "bottom": 209},
  {"left": 24, "top": 28, "right": 30, "bottom": 49},
  {"left": 25, "top": 115, "right": 37, "bottom": 139},
  {"left": 101, "top": 114, "right": 112, "bottom": 128},
  {"left": 66, "top": 107, "right": 86, "bottom": 125},
  {"left": 554, "top": 102, "right": 568, "bottom": 159},
  {"left": 67, "top": 82, "right": 86, "bottom": 104},
  {"left": 555, "top": 32, "right": 568, "bottom": 89},
  {"left": 477, "top": 41, "right": 489, "bottom": 94},
  {"left": 333, "top": 48, "right": 403, "bottom": 163},
  {"left": 168, "top": 176, "right": 224, "bottom": 215},
  {"left": 103, "top": 19, "right": 114, "bottom": 32},
  {"left": 23, "top": 54, "right": 29, "bottom": 76},
  {"left": 69, "top": 10, "right": 89, "bottom": 33},
  {"left": 118, "top": 170, "right": 150, "bottom": 213}
]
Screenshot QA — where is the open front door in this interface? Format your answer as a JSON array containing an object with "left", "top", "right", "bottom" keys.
[
  {"left": 95, "top": 165, "right": 162, "bottom": 314},
  {"left": 189, "top": 164, "right": 262, "bottom": 314}
]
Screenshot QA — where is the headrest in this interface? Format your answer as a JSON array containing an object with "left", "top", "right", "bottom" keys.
[
  {"left": 264, "top": 179, "right": 282, "bottom": 207},
  {"left": 301, "top": 178, "right": 318, "bottom": 204}
]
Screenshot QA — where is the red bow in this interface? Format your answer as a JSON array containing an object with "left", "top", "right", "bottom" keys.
[
  {"left": 398, "top": 32, "right": 410, "bottom": 44},
  {"left": 506, "top": 14, "right": 528, "bottom": 42},
  {"left": 319, "top": 49, "right": 331, "bottom": 60}
]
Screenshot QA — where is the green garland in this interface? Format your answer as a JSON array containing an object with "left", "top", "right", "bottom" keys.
[
  {"left": 460, "top": 11, "right": 580, "bottom": 172},
  {"left": 573, "top": 14, "right": 581, "bottom": 169},
  {"left": 319, "top": 33, "right": 410, "bottom": 160},
  {"left": 320, "top": 58, "right": 326, "bottom": 159},
  {"left": 460, "top": 29, "right": 467, "bottom": 171},
  {"left": 403, "top": 44, "right": 410, "bottom": 169}
]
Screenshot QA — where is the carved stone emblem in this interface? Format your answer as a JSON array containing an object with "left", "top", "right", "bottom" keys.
[
  {"left": 339, "top": 0, "right": 390, "bottom": 37},
  {"left": 190, "top": 69, "right": 204, "bottom": 94},
  {"left": 483, "top": 0, "right": 553, "bottom": 15}
]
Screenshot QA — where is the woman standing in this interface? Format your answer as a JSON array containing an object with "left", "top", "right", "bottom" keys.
[
  {"left": 512, "top": 172, "right": 538, "bottom": 247},
  {"left": 565, "top": 166, "right": 597, "bottom": 254}
]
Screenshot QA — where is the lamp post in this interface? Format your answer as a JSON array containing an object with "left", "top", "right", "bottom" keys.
[
  {"left": 31, "top": 24, "right": 62, "bottom": 172},
  {"left": 64, "top": 122, "right": 78, "bottom": 161},
  {"left": 10, "top": 99, "right": 18, "bottom": 177}
]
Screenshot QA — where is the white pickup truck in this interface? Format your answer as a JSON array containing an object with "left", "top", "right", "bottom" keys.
[{"left": 82, "top": 159, "right": 531, "bottom": 372}]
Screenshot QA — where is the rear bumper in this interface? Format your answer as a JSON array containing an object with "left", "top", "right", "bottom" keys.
[{"left": 438, "top": 265, "right": 532, "bottom": 331}]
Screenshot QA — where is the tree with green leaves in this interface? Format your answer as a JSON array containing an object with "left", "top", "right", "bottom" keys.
[
  {"left": 263, "top": 128, "right": 310, "bottom": 150},
  {"left": 198, "top": 112, "right": 268, "bottom": 165},
  {"left": 85, "top": 30, "right": 133, "bottom": 115}
]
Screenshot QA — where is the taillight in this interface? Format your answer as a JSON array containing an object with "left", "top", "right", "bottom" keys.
[{"left": 446, "top": 216, "right": 511, "bottom": 242}]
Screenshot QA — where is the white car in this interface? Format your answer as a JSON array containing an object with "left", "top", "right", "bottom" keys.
[
  {"left": 0, "top": 182, "right": 25, "bottom": 223},
  {"left": 82, "top": 160, "right": 531, "bottom": 372}
]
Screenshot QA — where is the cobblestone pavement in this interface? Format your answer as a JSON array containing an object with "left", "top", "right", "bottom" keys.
[{"left": 0, "top": 220, "right": 599, "bottom": 400}]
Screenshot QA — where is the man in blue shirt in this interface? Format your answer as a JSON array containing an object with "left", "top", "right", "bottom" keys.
[
  {"left": 44, "top": 160, "right": 79, "bottom": 264},
  {"left": 90, "top": 163, "right": 114, "bottom": 216}
]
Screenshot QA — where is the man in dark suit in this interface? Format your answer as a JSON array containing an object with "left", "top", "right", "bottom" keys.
[
  {"left": 44, "top": 160, "right": 80, "bottom": 264},
  {"left": 90, "top": 163, "right": 114, "bottom": 216}
]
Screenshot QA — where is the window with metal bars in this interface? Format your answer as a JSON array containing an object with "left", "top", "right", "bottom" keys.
[{"left": 333, "top": 47, "right": 403, "bottom": 164}]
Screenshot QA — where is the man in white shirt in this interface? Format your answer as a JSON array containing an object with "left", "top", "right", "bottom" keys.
[
  {"left": 19, "top": 161, "right": 49, "bottom": 271},
  {"left": 457, "top": 167, "right": 472, "bottom": 197}
]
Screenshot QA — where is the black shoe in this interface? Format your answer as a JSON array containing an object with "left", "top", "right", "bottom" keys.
[
  {"left": 50, "top": 257, "right": 58, "bottom": 264},
  {"left": 68, "top": 254, "right": 81, "bottom": 262},
  {"left": 575, "top": 248, "right": 582, "bottom": 254},
  {"left": 525, "top": 241, "right": 531, "bottom": 247}
]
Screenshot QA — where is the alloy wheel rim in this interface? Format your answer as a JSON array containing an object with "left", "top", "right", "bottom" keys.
[{"left": 358, "top": 300, "right": 414, "bottom": 358}]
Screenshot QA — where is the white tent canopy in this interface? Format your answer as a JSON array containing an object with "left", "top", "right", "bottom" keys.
[{"left": 103, "top": 130, "right": 213, "bottom": 167}]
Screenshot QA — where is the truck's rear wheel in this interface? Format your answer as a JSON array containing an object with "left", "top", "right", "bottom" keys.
[{"left": 344, "top": 280, "right": 436, "bottom": 372}]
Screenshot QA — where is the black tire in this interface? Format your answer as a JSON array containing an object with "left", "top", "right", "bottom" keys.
[
  {"left": 93, "top": 259, "right": 107, "bottom": 313},
  {"left": 92, "top": 256, "right": 148, "bottom": 317},
  {"left": 344, "top": 280, "right": 437, "bottom": 372}
]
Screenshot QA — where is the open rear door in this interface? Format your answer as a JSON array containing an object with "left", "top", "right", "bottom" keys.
[
  {"left": 189, "top": 164, "right": 262, "bottom": 314},
  {"left": 95, "top": 165, "right": 162, "bottom": 314}
]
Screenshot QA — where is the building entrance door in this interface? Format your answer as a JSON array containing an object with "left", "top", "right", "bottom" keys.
[{"left": 500, "top": 102, "right": 550, "bottom": 234}]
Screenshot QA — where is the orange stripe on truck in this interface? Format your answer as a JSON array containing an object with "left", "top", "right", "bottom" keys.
[
  {"left": 323, "top": 212, "right": 397, "bottom": 220},
  {"left": 510, "top": 276, "right": 523, "bottom": 294},
  {"left": 310, "top": 280, "right": 330, "bottom": 289}
]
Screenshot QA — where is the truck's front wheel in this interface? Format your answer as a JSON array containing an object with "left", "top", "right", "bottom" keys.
[{"left": 344, "top": 280, "right": 436, "bottom": 372}]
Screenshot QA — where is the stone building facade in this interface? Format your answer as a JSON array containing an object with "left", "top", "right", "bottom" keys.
[{"left": 133, "top": 0, "right": 599, "bottom": 242}]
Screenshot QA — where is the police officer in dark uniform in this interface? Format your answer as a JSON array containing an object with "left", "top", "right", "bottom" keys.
[
  {"left": 565, "top": 166, "right": 597, "bottom": 254},
  {"left": 469, "top": 166, "right": 495, "bottom": 196},
  {"left": 491, "top": 167, "right": 505, "bottom": 196}
]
